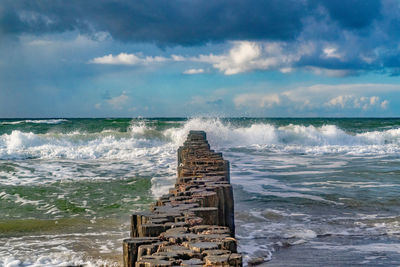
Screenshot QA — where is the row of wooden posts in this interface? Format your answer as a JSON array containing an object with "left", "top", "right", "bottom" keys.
[{"left": 122, "top": 131, "right": 242, "bottom": 266}]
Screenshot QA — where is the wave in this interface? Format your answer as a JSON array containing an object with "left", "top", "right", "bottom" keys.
[
  {"left": 0, "top": 250, "right": 119, "bottom": 267},
  {"left": 0, "top": 130, "right": 174, "bottom": 160},
  {"left": 1, "top": 118, "right": 400, "bottom": 160},
  {"left": 0, "top": 119, "right": 68, "bottom": 125},
  {"left": 162, "top": 118, "right": 400, "bottom": 155},
  {"left": 169, "top": 118, "right": 400, "bottom": 147}
]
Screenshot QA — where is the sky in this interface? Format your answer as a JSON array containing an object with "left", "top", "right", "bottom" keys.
[{"left": 1, "top": 0, "right": 400, "bottom": 117}]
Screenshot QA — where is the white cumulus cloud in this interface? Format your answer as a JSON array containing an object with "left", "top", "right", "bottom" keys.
[
  {"left": 95, "top": 92, "right": 131, "bottom": 110},
  {"left": 193, "top": 41, "right": 311, "bottom": 75},
  {"left": 322, "top": 46, "right": 343, "bottom": 59},
  {"left": 325, "top": 95, "right": 354, "bottom": 108},
  {"left": 233, "top": 83, "right": 396, "bottom": 112},
  {"left": 381, "top": 100, "right": 389, "bottom": 109},
  {"left": 106, "top": 91, "right": 130, "bottom": 110},
  {"left": 325, "top": 95, "right": 387, "bottom": 110},
  {"left": 183, "top": 68, "right": 204, "bottom": 74},
  {"left": 91, "top": 53, "right": 169, "bottom": 65}
]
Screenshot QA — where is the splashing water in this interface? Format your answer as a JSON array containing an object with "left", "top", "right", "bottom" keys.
[{"left": 1, "top": 117, "right": 400, "bottom": 266}]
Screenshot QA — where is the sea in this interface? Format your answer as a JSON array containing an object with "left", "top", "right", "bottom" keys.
[{"left": 0, "top": 118, "right": 400, "bottom": 267}]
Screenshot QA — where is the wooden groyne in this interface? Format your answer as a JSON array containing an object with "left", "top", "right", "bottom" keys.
[{"left": 123, "top": 130, "right": 242, "bottom": 266}]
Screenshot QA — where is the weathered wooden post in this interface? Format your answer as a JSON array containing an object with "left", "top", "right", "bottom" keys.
[{"left": 122, "top": 130, "right": 242, "bottom": 266}]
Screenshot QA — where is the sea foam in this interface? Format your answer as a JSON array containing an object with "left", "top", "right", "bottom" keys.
[
  {"left": 0, "top": 119, "right": 68, "bottom": 125},
  {"left": 1, "top": 118, "right": 400, "bottom": 161},
  {"left": 1, "top": 118, "right": 400, "bottom": 266},
  {"left": 167, "top": 118, "right": 400, "bottom": 148}
]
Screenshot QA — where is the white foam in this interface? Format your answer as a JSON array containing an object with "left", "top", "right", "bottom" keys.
[
  {"left": 25, "top": 119, "right": 68, "bottom": 124},
  {"left": 0, "top": 120, "right": 180, "bottom": 186},
  {"left": 1, "top": 118, "right": 400, "bottom": 162},
  {"left": 284, "top": 229, "right": 317, "bottom": 239},
  {"left": 312, "top": 242, "right": 400, "bottom": 253},
  {"left": 161, "top": 118, "right": 400, "bottom": 155},
  {"left": 0, "top": 119, "right": 68, "bottom": 125},
  {"left": 1, "top": 117, "right": 400, "bottom": 266},
  {"left": 0, "top": 128, "right": 173, "bottom": 160},
  {"left": 0, "top": 230, "right": 124, "bottom": 267},
  {"left": 299, "top": 181, "right": 399, "bottom": 189},
  {"left": 151, "top": 175, "right": 176, "bottom": 198},
  {"left": 0, "top": 255, "right": 118, "bottom": 267},
  {"left": 231, "top": 177, "right": 338, "bottom": 204}
]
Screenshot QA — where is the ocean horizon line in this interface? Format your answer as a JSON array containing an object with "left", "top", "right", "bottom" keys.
[{"left": 1, "top": 116, "right": 400, "bottom": 120}]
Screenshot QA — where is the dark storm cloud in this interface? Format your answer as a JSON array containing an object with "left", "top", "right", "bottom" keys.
[
  {"left": 1, "top": 0, "right": 389, "bottom": 45},
  {"left": 0, "top": 0, "right": 308, "bottom": 45},
  {"left": 317, "top": 0, "right": 382, "bottom": 29},
  {"left": 0, "top": 0, "right": 399, "bottom": 74}
]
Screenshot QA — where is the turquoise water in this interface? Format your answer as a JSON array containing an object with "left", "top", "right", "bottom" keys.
[{"left": 1, "top": 118, "right": 400, "bottom": 266}]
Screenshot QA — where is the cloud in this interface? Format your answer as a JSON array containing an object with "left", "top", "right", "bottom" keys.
[
  {"left": 325, "top": 95, "right": 388, "bottom": 110},
  {"left": 90, "top": 52, "right": 191, "bottom": 66},
  {"left": 322, "top": 46, "right": 343, "bottom": 59},
  {"left": 317, "top": 0, "right": 382, "bottom": 29},
  {"left": 171, "top": 55, "right": 185, "bottom": 62},
  {"left": 285, "top": 83, "right": 400, "bottom": 95},
  {"left": 189, "top": 89, "right": 228, "bottom": 108},
  {"left": 91, "top": 53, "right": 168, "bottom": 65},
  {"left": 191, "top": 96, "right": 224, "bottom": 106},
  {"left": 305, "top": 67, "right": 354, "bottom": 77},
  {"left": 88, "top": 34, "right": 400, "bottom": 76},
  {"left": 192, "top": 41, "right": 312, "bottom": 75},
  {"left": 95, "top": 91, "right": 130, "bottom": 110},
  {"left": 183, "top": 68, "right": 204, "bottom": 74},
  {"left": 92, "top": 53, "right": 140, "bottom": 65},
  {"left": 107, "top": 91, "right": 129, "bottom": 109},
  {"left": 206, "top": 99, "right": 223, "bottom": 105},
  {"left": 195, "top": 42, "right": 261, "bottom": 75},
  {"left": 234, "top": 93, "right": 280, "bottom": 108},
  {"left": 89, "top": 41, "right": 309, "bottom": 75},
  {"left": 234, "top": 83, "right": 396, "bottom": 111},
  {"left": 281, "top": 84, "right": 395, "bottom": 111},
  {"left": 26, "top": 39, "right": 54, "bottom": 46},
  {"left": 0, "top": 0, "right": 306, "bottom": 45},
  {"left": 381, "top": 100, "right": 389, "bottom": 109},
  {"left": 325, "top": 95, "right": 353, "bottom": 108},
  {"left": 2, "top": 0, "right": 400, "bottom": 75}
]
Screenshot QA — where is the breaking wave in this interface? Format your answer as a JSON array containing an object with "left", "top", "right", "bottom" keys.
[
  {"left": 1, "top": 118, "right": 400, "bottom": 160},
  {"left": 0, "top": 119, "right": 68, "bottom": 125},
  {"left": 170, "top": 118, "right": 400, "bottom": 147}
]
